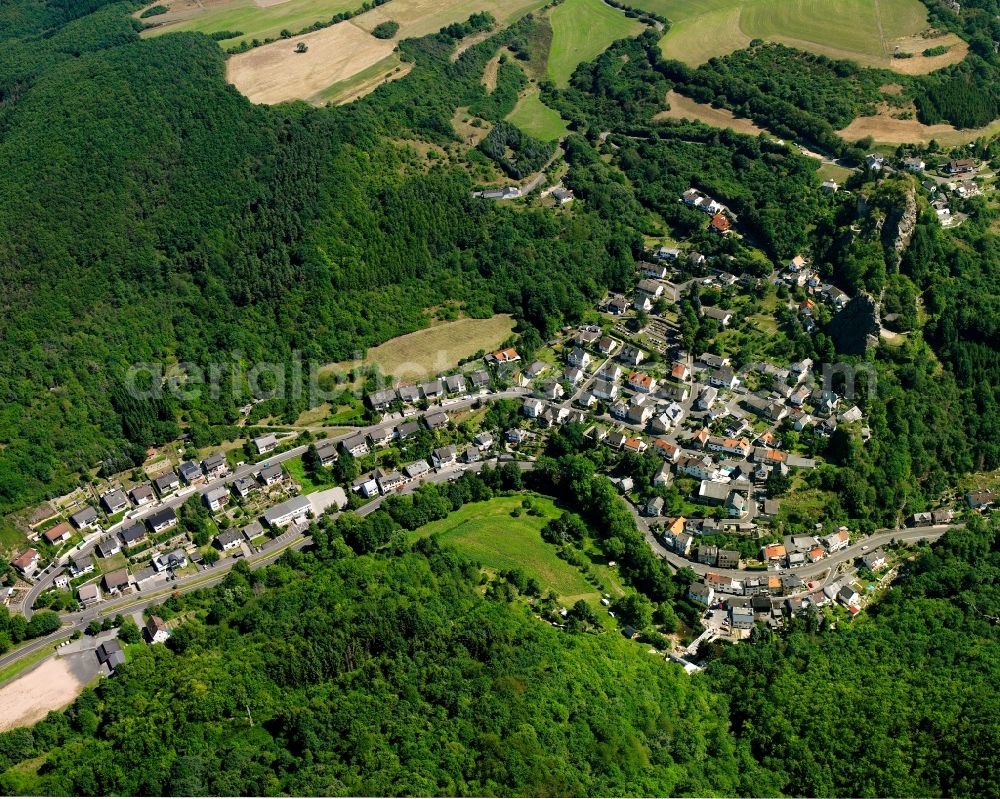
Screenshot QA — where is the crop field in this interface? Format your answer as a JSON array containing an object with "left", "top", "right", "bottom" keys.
[
  {"left": 353, "top": 0, "right": 548, "bottom": 40},
  {"left": 636, "top": 0, "right": 949, "bottom": 70},
  {"left": 506, "top": 89, "right": 569, "bottom": 140},
  {"left": 138, "top": 0, "right": 359, "bottom": 46},
  {"left": 547, "top": 0, "right": 645, "bottom": 86},
  {"left": 328, "top": 314, "right": 515, "bottom": 384},
  {"left": 411, "top": 495, "right": 601, "bottom": 602},
  {"left": 226, "top": 21, "right": 395, "bottom": 104},
  {"left": 654, "top": 90, "right": 768, "bottom": 136}
]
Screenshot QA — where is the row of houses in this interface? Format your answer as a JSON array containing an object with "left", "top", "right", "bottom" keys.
[{"left": 367, "top": 369, "right": 491, "bottom": 411}]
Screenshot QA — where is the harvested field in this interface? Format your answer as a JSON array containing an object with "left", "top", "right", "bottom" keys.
[
  {"left": 0, "top": 654, "right": 95, "bottom": 731},
  {"left": 840, "top": 111, "right": 1000, "bottom": 145},
  {"left": 226, "top": 21, "right": 394, "bottom": 104},
  {"left": 885, "top": 34, "right": 967, "bottom": 74},
  {"left": 354, "top": 0, "right": 548, "bottom": 40},
  {"left": 316, "top": 53, "right": 411, "bottom": 105},
  {"left": 329, "top": 315, "right": 516, "bottom": 383},
  {"left": 655, "top": 90, "right": 768, "bottom": 137}
]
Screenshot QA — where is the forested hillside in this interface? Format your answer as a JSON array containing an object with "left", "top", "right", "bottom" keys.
[
  {"left": 0, "top": 503, "right": 995, "bottom": 797},
  {"left": 0, "top": 5, "right": 635, "bottom": 511}
]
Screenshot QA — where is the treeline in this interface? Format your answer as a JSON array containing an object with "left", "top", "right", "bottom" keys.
[{"left": 0, "top": 546, "right": 753, "bottom": 796}]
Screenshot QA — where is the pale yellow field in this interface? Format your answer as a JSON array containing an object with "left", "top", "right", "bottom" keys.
[
  {"left": 331, "top": 315, "right": 516, "bottom": 383},
  {"left": 840, "top": 112, "right": 1000, "bottom": 145},
  {"left": 0, "top": 658, "right": 87, "bottom": 732},
  {"left": 226, "top": 21, "right": 394, "bottom": 104},
  {"left": 655, "top": 90, "right": 768, "bottom": 136},
  {"left": 353, "top": 0, "right": 548, "bottom": 39}
]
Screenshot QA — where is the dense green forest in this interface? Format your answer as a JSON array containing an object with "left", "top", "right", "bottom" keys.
[{"left": 0, "top": 503, "right": 995, "bottom": 797}]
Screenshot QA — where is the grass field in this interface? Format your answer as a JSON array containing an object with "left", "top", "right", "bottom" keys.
[
  {"left": 139, "top": 0, "right": 359, "bottom": 46},
  {"left": 642, "top": 0, "right": 936, "bottom": 69},
  {"left": 330, "top": 314, "right": 516, "bottom": 384},
  {"left": 547, "top": 0, "right": 645, "bottom": 87},
  {"left": 507, "top": 89, "right": 569, "bottom": 141},
  {"left": 410, "top": 495, "right": 600, "bottom": 602}
]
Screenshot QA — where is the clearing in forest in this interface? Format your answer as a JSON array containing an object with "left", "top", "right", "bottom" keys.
[
  {"left": 654, "top": 90, "right": 768, "bottom": 137},
  {"left": 507, "top": 88, "right": 569, "bottom": 141},
  {"left": 636, "top": 0, "right": 959, "bottom": 72},
  {"left": 328, "top": 315, "right": 516, "bottom": 383},
  {"left": 137, "top": 0, "right": 359, "bottom": 47},
  {"left": 547, "top": 0, "right": 645, "bottom": 87},
  {"left": 410, "top": 495, "right": 601, "bottom": 603},
  {"left": 225, "top": 21, "right": 395, "bottom": 105}
]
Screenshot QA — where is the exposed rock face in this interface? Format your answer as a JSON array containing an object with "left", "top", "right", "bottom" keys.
[
  {"left": 882, "top": 185, "right": 918, "bottom": 256},
  {"left": 827, "top": 292, "right": 881, "bottom": 355}
]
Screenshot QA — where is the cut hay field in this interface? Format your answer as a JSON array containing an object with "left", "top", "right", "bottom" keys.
[
  {"left": 654, "top": 90, "right": 768, "bottom": 136},
  {"left": 410, "top": 495, "right": 601, "bottom": 603},
  {"left": 354, "top": 0, "right": 548, "bottom": 40},
  {"left": 839, "top": 111, "right": 1000, "bottom": 145},
  {"left": 547, "top": 0, "right": 645, "bottom": 87},
  {"left": 315, "top": 53, "right": 411, "bottom": 105},
  {"left": 226, "top": 21, "right": 394, "bottom": 104},
  {"left": 507, "top": 89, "right": 569, "bottom": 141},
  {"left": 138, "top": 0, "right": 358, "bottom": 46},
  {"left": 329, "top": 314, "right": 516, "bottom": 383},
  {"left": 639, "top": 0, "right": 958, "bottom": 71}
]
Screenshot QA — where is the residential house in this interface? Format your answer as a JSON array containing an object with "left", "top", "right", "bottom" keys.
[
  {"left": 96, "top": 537, "right": 121, "bottom": 559},
  {"left": 129, "top": 484, "right": 155, "bottom": 507},
  {"left": 538, "top": 380, "right": 564, "bottom": 401},
  {"left": 965, "top": 489, "right": 997, "bottom": 510},
  {"left": 567, "top": 347, "right": 591, "bottom": 368},
  {"left": 96, "top": 638, "right": 125, "bottom": 672},
  {"left": 147, "top": 507, "right": 178, "bottom": 535},
  {"left": 154, "top": 471, "right": 180, "bottom": 495},
  {"left": 263, "top": 495, "right": 312, "bottom": 528},
  {"left": 469, "top": 370, "right": 491, "bottom": 391},
  {"left": 119, "top": 522, "right": 147, "bottom": 549},
  {"left": 201, "top": 453, "right": 228, "bottom": 480},
  {"left": 617, "top": 346, "right": 645, "bottom": 367},
  {"left": 698, "top": 544, "right": 719, "bottom": 565},
  {"left": 903, "top": 156, "right": 925, "bottom": 172},
  {"left": 403, "top": 460, "right": 431, "bottom": 480},
  {"left": 608, "top": 297, "right": 629, "bottom": 315},
  {"left": 523, "top": 398, "right": 545, "bottom": 418},
  {"left": 397, "top": 384, "right": 421, "bottom": 404},
  {"left": 645, "top": 496, "right": 665, "bottom": 517},
  {"left": 178, "top": 461, "right": 204, "bottom": 485},
  {"left": 367, "top": 426, "right": 393, "bottom": 447},
  {"left": 809, "top": 546, "right": 825, "bottom": 563},
  {"left": 837, "top": 585, "right": 860, "bottom": 608},
  {"left": 565, "top": 367, "right": 585, "bottom": 386},
  {"left": 367, "top": 388, "right": 398, "bottom": 410},
  {"left": 396, "top": 420, "right": 421, "bottom": 440},
  {"left": 254, "top": 433, "right": 278, "bottom": 454},
  {"left": 671, "top": 362, "right": 690, "bottom": 382},
  {"left": 627, "top": 371, "right": 656, "bottom": 393},
  {"left": 864, "top": 153, "right": 886, "bottom": 171},
  {"left": 822, "top": 529, "right": 851, "bottom": 552},
  {"left": 420, "top": 379, "right": 444, "bottom": 400},
  {"left": 626, "top": 403, "right": 653, "bottom": 426},
  {"left": 103, "top": 568, "right": 131, "bottom": 594},
  {"left": 43, "top": 522, "right": 73, "bottom": 546},
  {"left": 474, "top": 431, "right": 494, "bottom": 450},
  {"left": 70, "top": 555, "right": 94, "bottom": 577},
  {"left": 215, "top": 528, "right": 244, "bottom": 551},
  {"left": 592, "top": 380, "right": 619, "bottom": 401},
  {"left": 204, "top": 486, "right": 230, "bottom": 511},
  {"left": 355, "top": 476, "right": 380, "bottom": 498},
  {"left": 863, "top": 549, "right": 887, "bottom": 571},
  {"left": 695, "top": 386, "right": 719, "bottom": 411},
  {"left": 341, "top": 433, "right": 370, "bottom": 457},
  {"left": 316, "top": 443, "right": 338, "bottom": 467},
  {"left": 598, "top": 363, "right": 623, "bottom": 382},
  {"left": 69, "top": 507, "right": 98, "bottom": 534},
  {"left": 717, "top": 548, "right": 740, "bottom": 568},
  {"left": 260, "top": 464, "right": 284, "bottom": 486},
  {"left": 640, "top": 260, "right": 668, "bottom": 279},
  {"left": 242, "top": 521, "right": 265, "bottom": 541},
  {"left": 653, "top": 462, "right": 674, "bottom": 488},
  {"left": 821, "top": 179, "right": 838, "bottom": 193},
  {"left": 12, "top": 549, "right": 40, "bottom": 577},
  {"left": 947, "top": 158, "right": 974, "bottom": 174},
  {"left": 653, "top": 439, "right": 681, "bottom": 462},
  {"left": 761, "top": 543, "right": 787, "bottom": 563},
  {"left": 432, "top": 445, "right": 458, "bottom": 468},
  {"left": 146, "top": 616, "right": 170, "bottom": 644},
  {"left": 424, "top": 411, "right": 449, "bottom": 430},
  {"left": 232, "top": 476, "right": 257, "bottom": 500},
  {"left": 490, "top": 347, "right": 520, "bottom": 364},
  {"left": 78, "top": 583, "right": 101, "bottom": 607},
  {"left": 377, "top": 471, "right": 404, "bottom": 493},
  {"left": 152, "top": 548, "right": 187, "bottom": 573},
  {"left": 623, "top": 437, "right": 647, "bottom": 454},
  {"left": 688, "top": 581, "right": 715, "bottom": 606},
  {"left": 636, "top": 278, "right": 664, "bottom": 298},
  {"left": 701, "top": 305, "right": 733, "bottom": 327},
  {"left": 445, "top": 374, "right": 467, "bottom": 395},
  {"left": 698, "top": 480, "right": 731, "bottom": 506},
  {"left": 730, "top": 606, "right": 754, "bottom": 630},
  {"left": 726, "top": 492, "right": 748, "bottom": 518},
  {"left": 100, "top": 490, "right": 129, "bottom": 515},
  {"left": 598, "top": 336, "right": 618, "bottom": 356},
  {"left": 710, "top": 366, "right": 739, "bottom": 390},
  {"left": 709, "top": 212, "right": 731, "bottom": 234}
]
